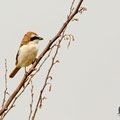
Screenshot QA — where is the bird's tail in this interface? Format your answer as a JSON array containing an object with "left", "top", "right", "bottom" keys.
[{"left": 9, "top": 67, "right": 21, "bottom": 78}]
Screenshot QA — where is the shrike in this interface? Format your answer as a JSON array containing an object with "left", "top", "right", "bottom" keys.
[{"left": 9, "top": 32, "right": 43, "bottom": 78}]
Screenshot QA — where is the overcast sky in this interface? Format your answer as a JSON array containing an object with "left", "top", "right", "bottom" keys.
[{"left": 0, "top": 0, "right": 120, "bottom": 120}]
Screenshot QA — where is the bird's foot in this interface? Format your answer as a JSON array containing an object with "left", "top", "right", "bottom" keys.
[{"left": 25, "top": 71, "right": 28, "bottom": 76}]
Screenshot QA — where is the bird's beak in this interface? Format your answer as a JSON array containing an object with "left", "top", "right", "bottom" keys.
[{"left": 38, "top": 37, "right": 43, "bottom": 40}]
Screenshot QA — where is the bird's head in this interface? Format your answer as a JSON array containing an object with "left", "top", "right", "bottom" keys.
[
  {"left": 20, "top": 32, "right": 43, "bottom": 47},
  {"left": 30, "top": 32, "right": 43, "bottom": 43}
]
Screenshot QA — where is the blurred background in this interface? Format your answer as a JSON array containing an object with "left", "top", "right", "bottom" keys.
[{"left": 0, "top": 0, "right": 120, "bottom": 120}]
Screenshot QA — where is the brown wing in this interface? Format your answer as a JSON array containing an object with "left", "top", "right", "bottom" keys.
[
  {"left": 15, "top": 35, "right": 28, "bottom": 65},
  {"left": 16, "top": 32, "right": 30, "bottom": 65},
  {"left": 15, "top": 50, "right": 19, "bottom": 65},
  {"left": 20, "top": 33, "right": 30, "bottom": 47}
]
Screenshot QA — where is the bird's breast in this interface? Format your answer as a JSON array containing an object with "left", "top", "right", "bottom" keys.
[{"left": 17, "top": 43, "right": 39, "bottom": 67}]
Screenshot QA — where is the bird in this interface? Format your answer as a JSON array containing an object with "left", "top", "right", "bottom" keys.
[{"left": 9, "top": 32, "right": 43, "bottom": 78}]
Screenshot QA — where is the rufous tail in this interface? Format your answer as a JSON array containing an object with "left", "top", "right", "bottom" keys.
[{"left": 9, "top": 67, "right": 21, "bottom": 78}]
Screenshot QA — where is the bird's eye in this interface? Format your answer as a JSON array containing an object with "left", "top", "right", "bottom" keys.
[{"left": 30, "top": 36, "right": 39, "bottom": 41}]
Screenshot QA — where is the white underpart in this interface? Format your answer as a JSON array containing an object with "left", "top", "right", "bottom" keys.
[{"left": 17, "top": 40, "right": 39, "bottom": 67}]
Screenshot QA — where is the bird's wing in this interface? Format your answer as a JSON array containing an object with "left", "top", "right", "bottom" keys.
[
  {"left": 20, "top": 35, "right": 29, "bottom": 47},
  {"left": 15, "top": 32, "right": 30, "bottom": 65},
  {"left": 15, "top": 50, "right": 19, "bottom": 65}
]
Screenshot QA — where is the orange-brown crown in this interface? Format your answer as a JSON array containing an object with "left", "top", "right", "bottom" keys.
[{"left": 20, "top": 32, "right": 38, "bottom": 47}]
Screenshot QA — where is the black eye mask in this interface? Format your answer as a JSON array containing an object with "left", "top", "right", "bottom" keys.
[{"left": 30, "top": 36, "right": 40, "bottom": 41}]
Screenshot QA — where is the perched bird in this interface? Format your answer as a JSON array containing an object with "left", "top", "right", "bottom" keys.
[{"left": 9, "top": 32, "right": 43, "bottom": 78}]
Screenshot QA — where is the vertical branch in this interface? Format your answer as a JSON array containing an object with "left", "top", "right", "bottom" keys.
[
  {"left": 2, "top": 59, "right": 8, "bottom": 108},
  {"left": 1, "top": 59, "right": 8, "bottom": 120},
  {"left": 28, "top": 80, "right": 34, "bottom": 120}
]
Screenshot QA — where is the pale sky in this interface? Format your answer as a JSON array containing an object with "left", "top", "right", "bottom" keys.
[{"left": 0, "top": 0, "right": 120, "bottom": 120}]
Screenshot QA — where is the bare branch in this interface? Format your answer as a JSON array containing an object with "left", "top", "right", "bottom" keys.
[
  {"left": 32, "top": 34, "right": 64, "bottom": 120},
  {"left": 28, "top": 80, "right": 34, "bottom": 120},
  {"left": 0, "top": 0, "right": 84, "bottom": 116},
  {"left": 1, "top": 59, "right": 8, "bottom": 120},
  {"left": 2, "top": 59, "right": 8, "bottom": 108},
  {"left": 69, "top": 0, "right": 75, "bottom": 16}
]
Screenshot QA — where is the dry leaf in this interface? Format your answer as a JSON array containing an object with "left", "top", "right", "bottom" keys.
[
  {"left": 67, "top": 41, "right": 71, "bottom": 48},
  {"left": 56, "top": 60, "right": 60, "bottom": 63},
  {"left": 49, "top": 85, "right": 52, "bottom": 92},
  {"left": 72, "top": 18, "right": 79, "bottom": 21},
  {"left": 83, "top": 7, "right": 87, "bottom": 11},
  {"left": 48, "top": 76, "right": 53, "bottom": 79},
  {"left": 66, "top": 37, "right": 69, "bottom": 40},
  {"left": 42, "top": 97, "right": 47, "bottom": 100},
  {"left": 39, "top": 100, "right": 42, "bottom": 109},
  {"left": 78, "top": 9, "right": 82, "bottom": 14}
]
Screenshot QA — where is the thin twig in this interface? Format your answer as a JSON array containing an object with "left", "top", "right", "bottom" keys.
[
  {"left": 31, "top": 1, "right": 82, "bottom": 117},
  {"left": 1, "top": 59, "right": 8, "bottom": 120},
  {"left": 28, "top": 80, "right": 34, "bottom": 120},
  {"left": 32, "top": 30, "right": 65, "bottom": 120},
  {"left": 2, "top": 59, "right": 8, "bottom": 108},
  {"left": 69, "top": 0, "right": 75, "bottom": 16}
]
